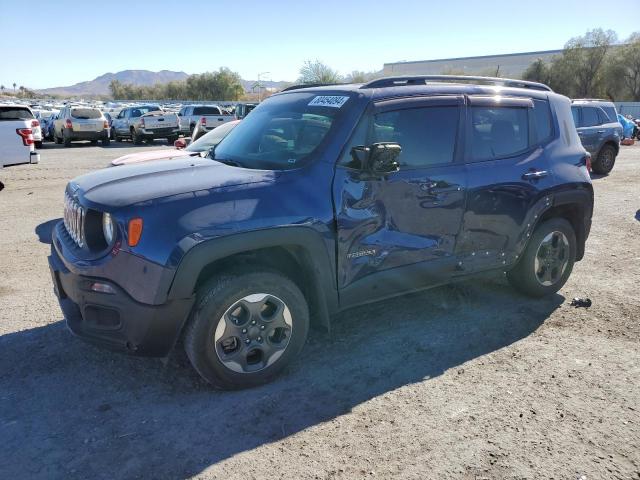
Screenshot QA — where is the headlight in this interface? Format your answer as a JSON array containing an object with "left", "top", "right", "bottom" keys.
[{"left": 102, "top": 213, "right": 115, "bottom": 244}]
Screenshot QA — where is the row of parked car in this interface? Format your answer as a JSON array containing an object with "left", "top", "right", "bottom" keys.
[{"left": 34, "top": 102, "right": 256, "bottom": 148}]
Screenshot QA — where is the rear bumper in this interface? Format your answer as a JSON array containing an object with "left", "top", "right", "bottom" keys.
[
  {"left": 140, "top": 127, "right": 179, "bottom": 139},
  {"left": 48, "top": 234, "right": 194, "bottom": 357},
  {"left": 66, "top": 129, "right": 107, "bottom": 141}
]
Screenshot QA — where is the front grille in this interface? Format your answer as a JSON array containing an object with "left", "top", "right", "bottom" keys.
[{"left": 63, "top": 193, "right": 86, "bottom": 248}]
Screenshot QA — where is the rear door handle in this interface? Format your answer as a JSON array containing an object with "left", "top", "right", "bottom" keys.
[
  {"left": 522, "top": 170, "right": 548, "bottom": 180},
  {"left": 597, "top": 130, "right": 605, "bottom": 134}
]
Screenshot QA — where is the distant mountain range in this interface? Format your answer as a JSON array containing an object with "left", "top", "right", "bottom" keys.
[{"left": 37, "top": 70, "right": 290, "bottom": 97}]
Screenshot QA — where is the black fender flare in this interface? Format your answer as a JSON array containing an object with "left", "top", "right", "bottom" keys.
[{"left": 167, "top": 227, "right": 338, "bottom": 330}]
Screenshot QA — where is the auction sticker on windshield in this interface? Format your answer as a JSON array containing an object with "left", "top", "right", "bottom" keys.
[{"left": 308, "top": 96, "right": 349, "bottom": 108}]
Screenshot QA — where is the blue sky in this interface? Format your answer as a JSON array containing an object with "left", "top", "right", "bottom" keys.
[{"left": 1, "top": 0, "right": 638, "bottom": 89}]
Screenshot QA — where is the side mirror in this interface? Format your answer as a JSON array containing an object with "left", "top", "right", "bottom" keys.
[
  {"left": 174, "top": 138, "right": 187, "bottom": 149},
  {"left": 350, "top": 142, "right": 401, "bottom": 176}
]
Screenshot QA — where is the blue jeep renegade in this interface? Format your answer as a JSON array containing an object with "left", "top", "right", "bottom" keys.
[{"left": 48, "top": 76, "right": 593, "bottom": 389}]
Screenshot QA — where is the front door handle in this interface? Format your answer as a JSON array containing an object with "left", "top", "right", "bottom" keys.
[
  {"left": 597, "top": 130, "right": 605, "bottom": 134},
  {"left": 522, "top": 170, "right": 548, "bottom": 180}
]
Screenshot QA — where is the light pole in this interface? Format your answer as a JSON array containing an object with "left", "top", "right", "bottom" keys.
[{"left": 257, "top": 71, "right": 270, "bottom": 102}]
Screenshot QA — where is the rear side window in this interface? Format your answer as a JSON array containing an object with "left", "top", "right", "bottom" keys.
[
  {"left": 581, "top": 107, "right": 600, "bottom": 127},
  {"left": 470, "top": 107, "right": 529, "bottom": 161},
  {"left": 532, "top": 100, "right": 553, "bottom": 143},
  {"left": 371, "top": 106, "right": 459, "bottom": 167},
  {"left": 71, "top": 108, "right": 101, "bottom": 119},
  {"left": 0, "top": 107, "right": 34, "bottom": 120},
  {"left": 596, "top": 108, "right": 610, "bottom": 124},
  {"left": 193, "top": 106, "right": 221, "bottom": 115}
]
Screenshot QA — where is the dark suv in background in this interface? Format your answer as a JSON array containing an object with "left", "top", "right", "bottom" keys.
[
  {"left": 48, "top": 75, "right": 593, "bottom": 389},
  {"left": 571, "top": 99, "right": 622, "bottom": 174}
]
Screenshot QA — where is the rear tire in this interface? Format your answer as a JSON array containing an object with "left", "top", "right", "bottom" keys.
[
  {"left": 102, "top": 136, "right": 110, "bottom": 147},
  {"left": 167, "top": 136, "right": 177, "bottom": 145},
  {"left": 35, "top": 141, "right": 43, "bottom": 149},
  {"left": 592, "top": 144, "right": 616, "bottom": 175},
  {"left": 184, "top": 269, "right": 309, "bottom": 390},
  {"left": 55, "top": 132, "right": 62, "bottom": 145},
  {"left": 131, "top": 129, "right": 142, "bottom": 145},
  {"left": 507, "top": 218, "right": 576, "bottom": 297},
  {"left": 63, "top": 132, "right": 71, "bottom": 148}
]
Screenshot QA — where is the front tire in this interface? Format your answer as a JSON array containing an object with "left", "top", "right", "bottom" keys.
[
  {"left": 592, "top": 144, "right": 616, "bottom": 175},
  {"left": 507, "top": 218, "right": 576, "bottom": 297},
  {"left": 184, "top": 270, "right": 309, "bottom": 389}
]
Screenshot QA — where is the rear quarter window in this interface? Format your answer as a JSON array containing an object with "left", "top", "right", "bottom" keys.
[
  {"left": 532, "top": 99, "right": 553, "bottom": 144},
  {"left": 0, "top": 107, "right": 34, "bottom": 120}
]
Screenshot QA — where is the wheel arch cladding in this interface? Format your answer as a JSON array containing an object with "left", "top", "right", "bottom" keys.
[
  {"left": 167, "top": 227, "right": 338, "bottom": 331},
  {"left": 537, "top": 189, "right": 593, "bottom": 261}
]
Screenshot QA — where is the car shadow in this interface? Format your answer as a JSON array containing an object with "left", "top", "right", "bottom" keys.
[
  {"left": 635, "top": 210, "right": 640, "bottom": 222},
  {"left": 0, "top": 276, "right": 563, "bottom": 479},
  {"left": 35, "top": 218, "right": 62, "bottom": 244}
]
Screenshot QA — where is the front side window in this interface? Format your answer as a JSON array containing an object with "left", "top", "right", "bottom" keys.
[
  {"left": 471, "top": 106, "right": 529, "bottom": 161},
  {"left": 371, "top": 106, "right": 459, "bottom": 167},
  {"left": 213, "top": 92, "right": 348, "bottom": 170}
]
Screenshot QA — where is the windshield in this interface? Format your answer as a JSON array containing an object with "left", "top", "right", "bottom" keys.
[
  {"left": 213, "top": 92, "right": 350, "bottom": 170},
  {"left": 71, "top": 108, "right": 102, "bottom": 119},
  {"left": 186, "top": 121, "right": 240, "bottom": 152}
]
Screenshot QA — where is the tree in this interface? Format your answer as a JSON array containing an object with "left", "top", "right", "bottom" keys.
[
  {"left": 297, "top": 60, "right": 341, "bottom": 84},
  {"left": 522, "top": 58, "right": 551, "bottom": 85},
  {"left": 12, "top": 82, "right": 16, "bottom": 91},
  {"left": 615, "top": 32, "right": 640, "bottom": 100},
  {"left": 0, "top": 85, "right": 4, "bottom": 94},
  {"left": 550, "top": 28, "right": 617, "bottom": 97}
]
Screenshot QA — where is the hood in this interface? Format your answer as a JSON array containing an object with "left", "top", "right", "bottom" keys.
[
  {"left": 111, "top": 149, "right": 193, "bottom": 166},
  {"left": 70, "top": 157, "right": 278, "bottom": 208}
]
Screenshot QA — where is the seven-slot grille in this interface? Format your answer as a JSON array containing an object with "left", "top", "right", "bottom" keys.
[{"left": 63, "top": 192, "right": 85, "bottom": 248}]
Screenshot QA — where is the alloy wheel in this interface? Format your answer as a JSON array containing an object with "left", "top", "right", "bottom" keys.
[{"left": 213, "top": 293, "right": 293, "bottom": 373}]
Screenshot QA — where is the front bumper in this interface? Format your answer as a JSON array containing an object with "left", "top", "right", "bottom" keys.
[{"left": 48, "top": 234, "right": 194, "bottom": 357}]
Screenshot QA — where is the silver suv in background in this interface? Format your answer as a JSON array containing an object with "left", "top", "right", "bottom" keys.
[
  {"left": 54, "top": 106, "right": 110, "bottom": 147},
  {"left": 571, "top": 100, "right": 622, "bottom": 174}
]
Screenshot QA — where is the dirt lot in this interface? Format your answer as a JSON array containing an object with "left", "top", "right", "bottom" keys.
[{"left": 0, "top": 141, "right": 639, "bottom": 480}]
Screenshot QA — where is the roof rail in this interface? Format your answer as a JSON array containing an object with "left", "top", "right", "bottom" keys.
[
  {"left": 572, "top": 98, "right": 612, "bottom": 103},
  {"left": 361, "top": 75, "right": 553, "bottom": 92},
  {"left": 281, "top": 83, "right": 345, "bottom": 92}
]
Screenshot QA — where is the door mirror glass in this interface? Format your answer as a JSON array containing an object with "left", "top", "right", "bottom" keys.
[{"left": 351, "top": 142, "right": 401, "bottom": 175}]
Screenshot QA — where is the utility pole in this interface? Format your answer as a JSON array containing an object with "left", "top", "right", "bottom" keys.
[{"left": 257, "top": 72, "right": 270, "bottom": 102}]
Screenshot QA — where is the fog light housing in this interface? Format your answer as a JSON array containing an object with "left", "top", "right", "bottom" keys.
[{"left": 90, "top": 282, "right": 116, "bottom": 294}]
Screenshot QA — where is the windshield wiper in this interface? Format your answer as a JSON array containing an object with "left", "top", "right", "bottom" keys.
[{"left": 214, "top": 158, "right": 243, "bottom": 168}]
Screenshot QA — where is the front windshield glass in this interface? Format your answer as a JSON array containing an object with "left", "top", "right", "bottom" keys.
[
  {"left": 213, "top": 92, "right": 350, "bottom": 170},
  {"left": 186, "top": 121, "right": 239, "bottom": 152}
]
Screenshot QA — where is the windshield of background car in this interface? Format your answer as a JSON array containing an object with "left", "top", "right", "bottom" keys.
[
  {"left": 71, "top": 108, "right": 102, "bottom": 119},
  {"left": 213, "top": 92, "right": 351, "bottom": 170},
  {"left": 187, "top": 121, "right": 239, "bottom": 152},
  {"left": 0, "top": 107, "right": 34, "bottom": 120}
]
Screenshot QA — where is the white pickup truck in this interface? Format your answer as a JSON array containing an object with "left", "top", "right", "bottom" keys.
[
  {"left": 0, "top": 105, "right": 40, "bottom": 168},
  {"left": 177, "top": 105, "right": 234, "bottom": 136},
  {"left": 112, "top": 105, "right": 180, "bottom": 145}
]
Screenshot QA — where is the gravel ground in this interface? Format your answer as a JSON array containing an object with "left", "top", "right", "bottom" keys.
[{"left": 0, "top": 141, "right": 639, "bottom": 480}]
